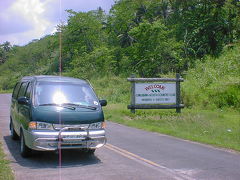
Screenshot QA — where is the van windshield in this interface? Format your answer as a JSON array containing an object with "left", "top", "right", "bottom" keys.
[{"left": 34, "top": 82, "right": 99, "bottom": 107}]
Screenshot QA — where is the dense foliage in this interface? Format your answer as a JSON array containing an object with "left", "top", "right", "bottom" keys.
[
  {"left": 0, "top": 0, "right": 239, "bottom": 108},
  {"left": 182, "top": 43, "right": 240, "bottom": 109}
]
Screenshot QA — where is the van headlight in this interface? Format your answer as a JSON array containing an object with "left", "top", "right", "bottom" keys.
[
  {"left": 28, "top": 122, "right": 53, "bottom": 130},
  {"left": 88, "top": 122, "right": 105, "bottom": 129}
]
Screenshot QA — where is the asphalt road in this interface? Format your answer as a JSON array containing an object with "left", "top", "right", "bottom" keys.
[{"left": 0, "top": 94, "right": 240, "bottom": 180}]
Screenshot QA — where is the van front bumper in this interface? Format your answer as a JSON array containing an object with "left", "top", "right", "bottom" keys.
[{"left": 24, "top": 129, "right": 106, "bottom": 151}]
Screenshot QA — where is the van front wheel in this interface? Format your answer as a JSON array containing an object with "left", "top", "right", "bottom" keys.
[{"left": 20, "top": 131, "right": 31, "bottom": 158}]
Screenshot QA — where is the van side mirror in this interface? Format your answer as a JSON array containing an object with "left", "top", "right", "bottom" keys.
[
  {"left": 99, "top": 100, "right": 107, "bottom": 106},
  {"left": 18, "top": 97, "right": 29, "bottom": 105}
]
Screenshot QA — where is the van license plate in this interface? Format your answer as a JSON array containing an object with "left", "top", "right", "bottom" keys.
[{"left": 63, "top": 135, "right": 83, "bottom": 139}]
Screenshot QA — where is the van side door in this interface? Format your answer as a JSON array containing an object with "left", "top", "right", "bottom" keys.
[{"left": 20, "top": 82, "right": 32, "bottom": 130}]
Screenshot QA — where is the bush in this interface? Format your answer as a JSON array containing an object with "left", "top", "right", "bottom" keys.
[{"left": 182, "top": 43, "right": 240, "bottom": 109}]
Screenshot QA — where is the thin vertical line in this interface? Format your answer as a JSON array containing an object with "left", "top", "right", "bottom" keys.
[
  {"left": 59, "top": 28, "right": 62, "bottom": 76},
  {"left": 59, "top": 0, "right": 62, "bottom": 77},
  {"left": 58, "top": 1, "right": 62, "bottom": 180}
]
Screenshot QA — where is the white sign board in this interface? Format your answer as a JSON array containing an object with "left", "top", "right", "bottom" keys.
[{"left": 135, "top": 83, "right": 176, "bottom": 104}]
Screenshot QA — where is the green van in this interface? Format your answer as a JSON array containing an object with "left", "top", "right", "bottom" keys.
[{"left": 10, "top": 76, "right": 107, "bottom": 157}]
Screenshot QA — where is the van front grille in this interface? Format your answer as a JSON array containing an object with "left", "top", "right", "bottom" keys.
[{"left": 52, "top": 124, "right": 89, "bottom": 131}]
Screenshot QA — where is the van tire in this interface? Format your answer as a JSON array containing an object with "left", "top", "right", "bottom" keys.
[
  {"left": 10, "top": 120, "right": 19, "bottom": 140},
  {"left": 20, "top": 131, "right": 31, "bottom": 158}
]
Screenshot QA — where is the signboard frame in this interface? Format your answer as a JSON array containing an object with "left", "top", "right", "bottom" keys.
[{"left": 127, "top": 73, "right": 184, "bottom": 113}]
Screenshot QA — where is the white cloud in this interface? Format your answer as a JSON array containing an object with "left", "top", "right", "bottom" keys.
[
  {"left": 0, "top": 0, "right": 52, "bottom": 45},
  {"left": 0, "top": 0, "right": 115, "bottom": 45}
]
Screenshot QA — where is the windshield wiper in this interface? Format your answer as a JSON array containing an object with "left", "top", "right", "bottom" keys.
[
  {"left": 39, "top": 103, "right": 97, "bottom": 110},
  {"left": 61, "top": 103, "right": 97, "bottom": 110},
  {"left": 39, "top": 103, "right": 76, "bottom": 110}
]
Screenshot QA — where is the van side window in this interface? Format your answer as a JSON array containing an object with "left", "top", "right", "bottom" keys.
[
  {"left": 17, "top": 82, "right": 28, "bottom": 98},
  {"left": 25, "top": 83, "right": 32, "bottom": 99},
  {"left": 12, "top": 83, "right": 21, "bottom": 99}
]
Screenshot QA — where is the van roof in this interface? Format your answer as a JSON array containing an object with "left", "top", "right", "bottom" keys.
[{"left": 21, "top": 75, "right": 88, "bottom": 84}]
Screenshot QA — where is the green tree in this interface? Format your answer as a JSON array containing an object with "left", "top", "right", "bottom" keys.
[
  {"left": 69, "top": 46, "right": 115, "bottom": 78},
  {"left": 63, "top": 10, "right": 105, "bottom": 56},
  {"left": 127, "top": 20, "right": 183, "bottom": 77},
  {"left": 168, "top": 0, "right": 236, "bottom": 57},
  {"left": 0, "top": 41, "right": 12, "bottom": 64}
]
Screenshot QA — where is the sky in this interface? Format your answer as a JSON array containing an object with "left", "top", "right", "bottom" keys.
[{"left": 0, "top": 0, "right": 115, "bottom": 46}]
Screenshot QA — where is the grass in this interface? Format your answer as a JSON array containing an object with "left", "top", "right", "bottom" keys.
[
  {"left": 0, "top": 142, "right": 14, "bottom": 180},
  {"left": 103, "top": 104, "right": 240, "bottom": 152},
  {"left": 0, "top": 89, "right": 12, "bottom": 94}
]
